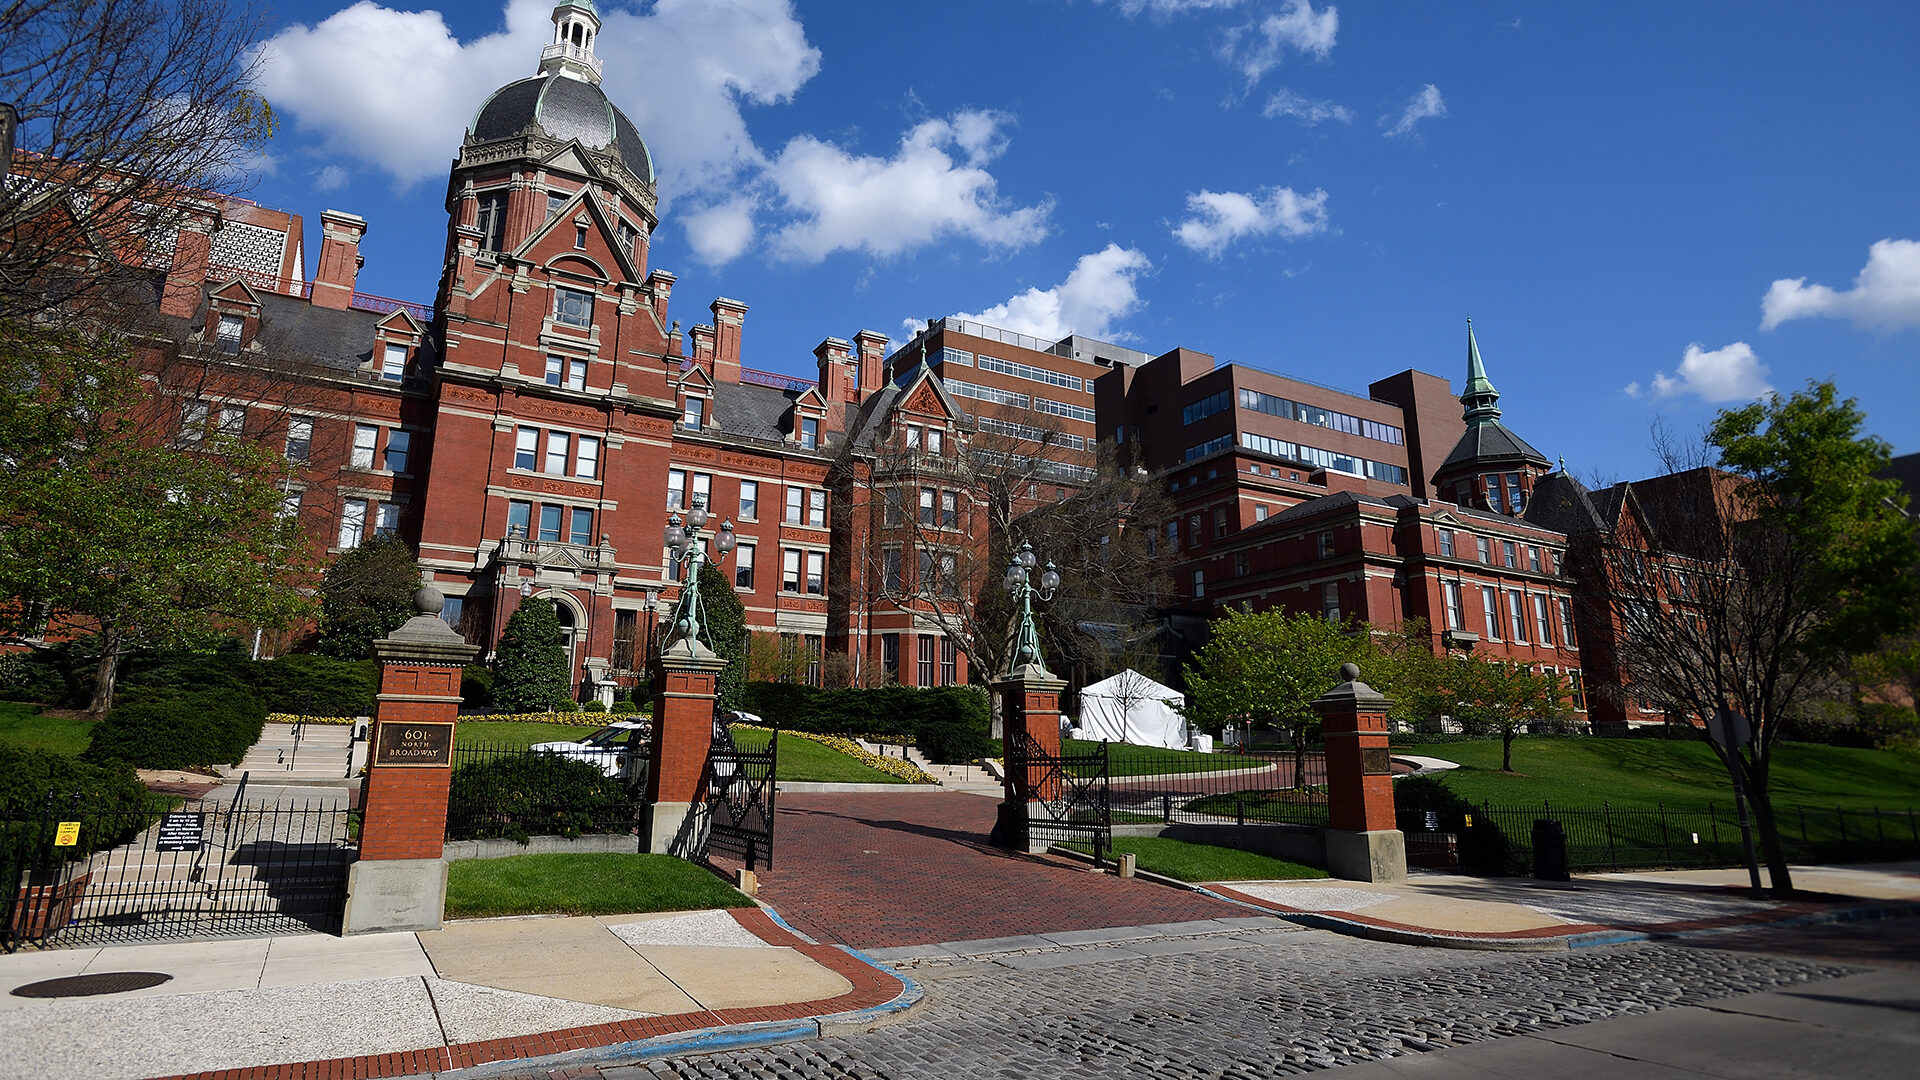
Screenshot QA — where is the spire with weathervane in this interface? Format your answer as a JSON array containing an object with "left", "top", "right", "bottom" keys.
[
  {"left": 540, "top": 0, "right": 604, "bottom": 84},
  {"left": 1430, "top": 319, "right": 1552, "bottom": 515},
  {"left": 1461, "top": 318, "right": 1502, "bottom": 426}
]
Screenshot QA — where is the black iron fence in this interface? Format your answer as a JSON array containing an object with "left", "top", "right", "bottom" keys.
[
  {"left": 3, "top": 786, "right": 352, "bottom": 951},
  {"left": 1399, "top": 800, "right": 1920, "bottom": 874},
  {"left": 445, "top": 744, "right": 641, "bottom": 843},
  {"left": 1095, "top": 744, "right": 1331, "bottom": 830},
  {"left": 703, "top": 725, "right": 778, "bottom": 870}
]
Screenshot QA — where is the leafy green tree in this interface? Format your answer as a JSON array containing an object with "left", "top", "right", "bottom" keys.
[
  {"left": 1407, "top": 655, "right": 1572, "bottom": 773},
  {"left": 1583, "top": 380, "right": 1919, "bottom": 892},
  {"left": 0, "top": 323, "right": 311, "bottom": 714},
  {"left": 314, "top": 534, "right": 421, "bottom": 660},
  {"left": 1184, "top": 608, "right": 1364, "bottom": 787},
  {"left": 492, "top": 597, "right": 572, "bottom": 713},
  {"left": 699, "top": 559, "right": 747, "bottom": 712}
]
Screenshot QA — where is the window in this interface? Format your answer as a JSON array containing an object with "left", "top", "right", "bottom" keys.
[
  {"left": 476, "top": 192, "right": 506, "bottom": 252},
  {"left": 352, "top": 423, "right": 378, "bottom": 468},
  {"left": 1476, "top": 536, "right": 1491, "bottom": 564},
  {"left": 917, "top": 551, "right": 935, "bottom": 592},
  {"left": 806, "top": 551, "right": 824, "bottom": 595},
  {"left": 941, "top": 490, "right": 958, "bottom": 529},
  {"left": 506, "top": 499, "right": 531, "bottom": 539},
  {"left": 941, "top": 638, "right": 957, "bottom": 686},
  {"left": 339, "top": 498, "right": 368, "bottom": 549},
  {"left": 938, "top": 552, "right": 958, "bottom": 597},
  {"left": 568, "top": 507, "right": 592, "bottom": 545},
  {"left": 215, "top": 314, "right": 242, "bottom": 353},
  {"left": 1322, "top": 582, "right": 1341, "bottom": 623},
  {"left": 1189, "top": 515, "right": 1202, "bottom": 547},
  {"left": 544, "top": 355, "right": 564, "bottom": 387},
  {"left": 1443, "top": 581, "right": 1464, "bottom": 631},
  {"left": 1192, "top": 569, "right": 1205, "bottom": 598},
  {"left": 946, "top": 379, "right": 1029, "bottom": 409},
  {"left": 1318, "top": 531, "right": 1335, "bottom": 559},
  {"left": 734, "top": 543, "right": 755, "bottom": 589},
  {"left": 574, "top": 436, "right": 599, "bottom": 479},
  {"left": 1533, "top": 594, "right": 1552, "bottom": 646},
  {"left": 808, "top": 635, "right": 824, "bottom": 686},
  {"left": 612, "top": 610, "right": 638, "bottom": 671},
  {"left": 385, "top": 430, "right": 411, "bottom": 473},
  {"left": 568, "top": 358, "right": 587, "bottom": 391},
  {"left": 682, "top": 396, "right": 704, "bottom": 431},
  {"left": 1481, "top": 585, "right": 1501, "bottom": 640},
  {"left": 1558, "top": 597, "right": 1578, "bottom": 648},
  {"left": 785, "top": 485, "right": 802, "bottom": 524},
  {"left": 782, "top": 549, "right": 801, "bottom": 592},
  {"left": 1485, "top": 475, "right": 1504, "bottom": 514},
  {"left": 215, "top": 405, "right": 245, "bottom": 438},
  {"left": 554, "top": 286, "right": 593, "bottom": 328},
  {"left": 180, "top": 399, "right": 208, "bottom": 444},
  {"left": 279, "top": 488, "right": 302, "bottom": 519},
  {"left": 882, "top": 634, "right": 901, "bottom": 683},
  {"left": 1568, "top": 671, "right": 1586, "bottom": 711},
  {"left": 667, "top": 469, "right": 687, "bottom": 510},
  {"left": 285, "top": 417, "right": 312, "bottom": 463},
  {"left": 1234, "top": 551, "right": 1250, "bottom": 578},
  {"left": 1507, "top": 473, "right": 1525, "bottom": 513},
  {"left": 738, "top": 480, "right": 758, "bottom": 520},
  {"left": 925, "top": 429, "right": 942, "bottom": 455},
  {"left": 936, "top": 347, "right": 974, "bottom": 367},
  {"left": 918, "top": 636, "right": 935, "bottom": 687},
  {"left": 919, "top": 487, "right": 936, "bottom": 526},
  {"left": 692, "top": 473, "right": 712, "bottom": 511},
  {"left": 382, "top": 344, "right": 406, "bottom": 381},
  {"left": 978, "top": 353, "right": 1085, "bottom": 392},
  {"left": 1527, "top": 546, "right": 1542, "bottom": 573},
  {"left": 574, "top": 225, "right": 587, "bottom": 250},
  {"left": 1214, "top": 508, "right": 1228, "bottom": 538},
  {"left": 515, "top": 427, "right": 538, "bottom": 470},
  {"left": 374, "top": 502, "right": 401, "bottom": 538},
  {"left": 1438, "top": 529, "right": 1455, "bottom": 558},
  {"left": 537, "top": 504, "right": 563, "bottom": 543},
  {"left": 1166, "top": 520, "right": 1179, "bottom": 548},
  {"left": 883, "top": 488, "right": 904, "bottom": 527},
  {"left": 1507, "top": 590, "right": 1528, "bottom": 643},
  {"left": 544, "top": 431, "right": 568, "bottom": 474},
  {"left": 905, "top": 424, "right": 922, "bottom": 450},
  {"left": 1182, "top": 389, "right": 1231, "bottom": 425},
  {"left": 546, "top": 191, "right": 566, "bottom": 219},
  {"left": 808, "top": 488, "right": 826, "bottom": 527},
  {"left": 1502, "top": 541, "right": 1517, "bottom": 569},
  {"left": 441, "top": 596, "right": 465, "bottom": 635},
  {"left": 884, "top": 549, "right": 903, "bottom": 592},
  {"left": 800, "top": 416, "right": 819, "bottom": 450}
]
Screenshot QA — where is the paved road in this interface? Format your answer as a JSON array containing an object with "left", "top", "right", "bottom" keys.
[{"left": 487, "top": 916, "right": 1917, "bottom": 1080}]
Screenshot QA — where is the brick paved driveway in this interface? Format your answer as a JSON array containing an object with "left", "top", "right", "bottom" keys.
[{"left": 748, "top": 790, "right": 1242, "bottom": 948}]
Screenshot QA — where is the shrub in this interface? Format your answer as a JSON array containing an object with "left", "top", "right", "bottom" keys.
[
  {"left": 250, "top": 654, "right": 377, "bottom": 717},
  {"left": 446, "top": 753, "right": 634, "bottom": 844},
  {"left": 493, "top": 599, "right": 573, "bottom": 713},
  {"left": 460, "top": 665, "right": 494, "bottom": 710},
  {"left": 737, "top": 682, "right": 992, "bottom": 762},
  {"left": 581, "top": 700, "right": 607, "bottom": 713},
  {"left": 0, "top": 746, "right": 152, "bottom": 864},
  {"left": 609, "top": 697, "right": 642, "bottom": 716},
  {"left": 82, "top": 690, "right": 265, "bottom": 770},
  {"left": 314, "top": 534, "right": 421, "bottom": 661}
]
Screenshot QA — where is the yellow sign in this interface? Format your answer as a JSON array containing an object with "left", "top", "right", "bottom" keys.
[{"left": 53, "top": 822, "right": 80, "bottom": 847}]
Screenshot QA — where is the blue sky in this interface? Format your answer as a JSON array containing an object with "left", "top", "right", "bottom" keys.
[{"left": 241, "top": 1, "right": 1920, "bottom": 481}]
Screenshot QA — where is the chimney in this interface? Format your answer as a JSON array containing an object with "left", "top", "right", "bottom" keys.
[
  {"left": 311, "top": 209, "right": 367, "bottom": 310},
  {"left": 159, "top": 200, "right": 220, "bottom": 319},
  {"left": 644, "top": 268, "right": 674, "bottom": 328},
  {"left": 688, "top": 323, "right": 716, "bottom": 378},
  {"left": 710, "top": 297, "right": 746, "bottom": 383},
  {"left": 852, "top": 329, "right": 888, "bottom": 396},
  {"left": 813, "top": 338, "right": 854, "bottom": 405}
]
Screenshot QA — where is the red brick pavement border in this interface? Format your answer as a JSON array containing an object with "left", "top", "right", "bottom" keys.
[
  {"left": 740, "top": 791, "right": 1245, "bottom": 948},
  {"left": 144, "top": 909, "right": 907, "bottom": 1080}
]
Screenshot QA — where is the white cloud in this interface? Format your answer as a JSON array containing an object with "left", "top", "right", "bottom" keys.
[
  {"left": 1760, "top": 238, "right": 1920, "bottom": 333},
  {"left": 764, "top": 110, "right": 1051, "bottom": 263},
  {"left": 1172, "top": 186, "right": 1331, "bottom": 257},
  {"left": 1222, "top": 1, "right": 1339, "bottom": 86},
  {"left": 1384, "top": 84, "right": 1446, "bottom": 137},
  {"left": 1625, "top": 342, "right": 1772, "bottom": 403},
  {"left": 1262, "top": 86, "right": 1352, "bottom": 125},
  {"left": 680, "top": 198, "right": 758, "bottom": 266},
  {"left": 950, "top": 245, "right": 1152, "bottom": 341},
  {"left": 1102, "top": 0, "right": 1248, "bottom": 16},
  {"left": 312, "top": 165, "right": 349, "bottom": 192},
  {"left": 251, "top": 0, "right": 820, "bottom": 200}
]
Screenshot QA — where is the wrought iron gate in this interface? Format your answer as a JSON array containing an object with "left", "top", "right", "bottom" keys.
[
  {"left": 3, "top": 785, "right": 353, "bottom": 951},
  {"left": 1010, "top": 734, "right": 1112, "bottom": 864},
  {"left": 704, "top": 724, "right": 777, "bottom": 870}
]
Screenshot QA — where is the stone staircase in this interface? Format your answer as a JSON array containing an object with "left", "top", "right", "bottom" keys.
[{"left": 230, "top": 723, "right": 361, "bottom": 785}]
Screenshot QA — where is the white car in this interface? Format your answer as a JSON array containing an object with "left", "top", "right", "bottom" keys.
[{"left": 531, "top": 720, "right": 650, "bottom": 780}]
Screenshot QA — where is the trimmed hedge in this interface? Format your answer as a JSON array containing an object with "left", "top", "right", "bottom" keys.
[
  {"left": 446, "top": 753, "right": 635, "bottom": 844},
  {"left": 82, "top": 690, "right": 266, "bottom": 771},
  {"left": 0, "top": 746, "right": 153, "bottom": 867},
  {"left": 739, "top": 683, "right": 992, "bottom": 765}
]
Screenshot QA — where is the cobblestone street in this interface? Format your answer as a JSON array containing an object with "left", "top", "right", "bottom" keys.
[{"left": 542, "top": 922, "right": 1899, "bottom": 1080}]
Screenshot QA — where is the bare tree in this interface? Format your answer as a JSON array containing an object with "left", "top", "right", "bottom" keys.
[{"left": 1, "top": 0, "right": 274, "bottom": 320}]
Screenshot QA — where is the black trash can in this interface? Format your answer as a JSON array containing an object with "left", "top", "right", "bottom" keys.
[{"left": 1532, "top": 818, "right": 1569, "bottom": 881}]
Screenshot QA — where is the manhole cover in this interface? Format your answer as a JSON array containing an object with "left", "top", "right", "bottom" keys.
[{"left": 10, "top": 971, "right": 173, "bottom": 998}]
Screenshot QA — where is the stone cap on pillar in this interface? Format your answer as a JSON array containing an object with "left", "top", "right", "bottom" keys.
[
  {"left": 991, "top": 663, "right": 1067, "bottom": 691},
  {"left": 1311, "top": 663, "right": 1391, "bottom": 714},
  {"left": 371, "top": 587, "right": 482, "bottom": 666}
]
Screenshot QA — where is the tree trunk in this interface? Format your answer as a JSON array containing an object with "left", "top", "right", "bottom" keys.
[
  {"left": 1744, "top": 767, "right": 1796, "bottom": 895},
  {"left": 87, "top": 635, "right": 122, "bottom": 717},
  {"left": 1501, "top": 728, "right": 1515, "bottom": 773},
  {"left": 1292, "top": 727, "right": 1307, "bottom": 791}
]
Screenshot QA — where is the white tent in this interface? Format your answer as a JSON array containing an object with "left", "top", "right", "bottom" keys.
[{"left": 1076, "top": 669, "right": 1188, "bottom": 749}]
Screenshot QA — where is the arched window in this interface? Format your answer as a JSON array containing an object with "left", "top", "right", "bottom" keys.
[{"left": 554, "top": 602, "right": 579, "bottom": 675}]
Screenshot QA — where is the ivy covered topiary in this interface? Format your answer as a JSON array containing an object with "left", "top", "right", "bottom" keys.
[{"left": 492, "top": 598, "right": 573, "bottom": 713}]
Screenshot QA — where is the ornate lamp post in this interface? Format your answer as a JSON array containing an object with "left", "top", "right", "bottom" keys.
[
  {"left": 993, "top": 539, "right": 1068, "bottom": 854},
  {"left": 644, "top": 496, "right": 737, "bottom": 856},
  {"left": 1001, "top": 540, "right": 1061, "bottom": 677},
  {"left": 641, "top": 587, "right": 660, "bottom": 679},
  {"left": 660, "top": 495, "right": 736, "bottom": 658}
]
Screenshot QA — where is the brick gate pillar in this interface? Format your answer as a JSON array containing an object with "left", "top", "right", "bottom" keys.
[
  {"left": 992, "top": 665, "right": 1067, "bottom": 853},
  {"left": 342, "top": 587, "right": 479, "bottom": 934},
  {"left": 642, "top": 638, "right": 727, "bottom": 858},
  {"left": 1313, "top": 663, "right": 1406, "bottom": 883}
]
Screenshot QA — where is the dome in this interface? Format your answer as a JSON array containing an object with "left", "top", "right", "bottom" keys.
[{"left": 469, "top": 74, "right": 654, "bottom": 184}]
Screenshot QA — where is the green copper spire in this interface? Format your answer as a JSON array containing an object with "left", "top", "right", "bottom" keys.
[{"left": 1460, "top": 318, "right": 1502, "bottom": 426}]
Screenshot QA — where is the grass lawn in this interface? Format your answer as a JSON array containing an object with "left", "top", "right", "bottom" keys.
[
  {"left": 730, "top": 729, "right": 911, "bottom": 784},
  {"left": 1402, "top": 737, "right": 1920, "bottom": 812},
  {"left": 456, "top": 720, "right": 602, "bottom": 750},
  {"left": 0, "top": 701, "right": 94, "bottom": 756},
  {"left": 1061, "top": 836, "right": 1327, "bottom": 883},
  {"left": 445, "top": 852, "right": 752, "bottom": 919}
]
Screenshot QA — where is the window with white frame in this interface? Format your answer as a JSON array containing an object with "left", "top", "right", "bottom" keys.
[
  {"left": 1255, "top": 504, "right": 1269, "bottom": 523},
  {"left": 925, "top": 428, "right": 942, "bottom": 455},
  {"left": 806, "top": 550, "right": 825, "bottom": 595},
  {"left": 1438, "top": 529, "right": 1455, "bottom": 557},
  {"left": 682, "top": 396, "right": 704, "bottom": 431},
  {"left": 569, "top": 507, "right": 592, "bottom": 545},
  {"left": 574, "top": 436, "right": 599, "bottom": 479},
  {"left": 738, "top": 480, "right": 758, "bottom": 520},
  {"left": 545, "top": 355, "right": 564, "bottom": 386},
  {"left": 1215, "top": 507, "right": 1229, "bottom": 538},
  {"left": 1322, "top": 581, "right": 1341, "bottom": 623},
  {"left": 1481, "top": 585, "right": 1501, "bottom": 639},
  {"left": 351, "top": 424, "right": 378, "bottom": 468},
  {"left": 506, "top": 499, "right": 531, "bottom": 538},
  {"left": 544, "top": 431, "right": 568, "bottom": 474},
  {"left": 692, "top": 472, "right": 712, "bottom": 511},
  {"left": 906, "top": 424, "right": 924, "bottom": 450},
  {"left": 1502, "top": 541, "right": 1518, "bottom": 569},
  {"left": 384, "top": 430, "right": 411, "bottom": 473},
  {"left": 1533, "top": 593, "right": 1552, "bottom": 645},
  {"left": 339, "top": 498, "right": 368, "bottom": 549},
  {"left": 374, "top": 502, "right": 401, "bottom": 538},
  {"left": 1527, "top": 545, "right": 1542, "bottom": 573},
  {"left": 1192, "top": 569, "right": 1205, "bottom": 598},
  {"left": 1476, "top": 535, "right": 1491, "bottom": 564},
  {"left": 382, "top": 344, "right": 407, "bottom": 381},
  {"left": 567, "top": 358, "right": 587, "bottom": 391},
  {"left": 215, "top": 314, "right": 242, "bottom": 353},
  {"left": 941, "top": 638, "right": 957, "bottom": 685},
  {"left": 285, "top": 417, "right": 312, "bottom": 462},
  {"left": 808, "top": 488, "right": 826, "bottom": 527},
  {"left": 1443, "top": 581, "right": 1464, "bottom": 631},
  {"left": 940, "top": 490, "right": 958, "bottom": 529},
  {"left": 1507, "top": 590, "right": 1528, "bottom": 642},
  {"left": 1318, "top": 531, "right": 1334, "bottom": 559},
  {"left": 515, "top": 427, "right": 538, "bottom": 470},
  {"left": 667, "top": 468, "right": 687, "bottom": 509},
  {"left": 554, "top": 286, "right": 593, "bottom": 328},
  {"left": 919, "top": 487, "right": 936, "bottom": 526},
  {"left": 216, "top": 405, "right": 245, "bottom": 437},
  {"left": 1558, "top": 597, "right": 1578, "bottom": 648},
  {"left": 279, "top": 488, "right": 302, "bottom": 519},
  {"left": 785, "top": 485, "right": 803, "bottom": 524},
  {"left": 180, "top": 400, "right": 208, "bottom": 444},
  {"left": 918, "top": 636, "right": 935, "bottom": 686},
  {"left": 799, "top": 416, "right": 819, "bottom": 449},
  {"left": 782, "top": 548, "right": 801, "bottom": 592},
  {"left": 734, "top": 543, "right": 755, "bottom": 589}
]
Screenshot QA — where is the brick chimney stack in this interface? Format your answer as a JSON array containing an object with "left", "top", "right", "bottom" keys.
[
  {"left": 852, "top": 329, "right": 889, "bottom": 397},
  {"left": 159, "top": 200, "right": 221, "bottom": 319},
  {"left": 711, "top": 297, "right": 747, "bottom": 383},
  {"left": 687, "top": 323, "right": 716, "bottom": 379},
  {"left": 813, "top": 338, "right": 855, "bottom": 406},
  {"left": 311, "top": 209, "right": 367, "bottom": 310}
]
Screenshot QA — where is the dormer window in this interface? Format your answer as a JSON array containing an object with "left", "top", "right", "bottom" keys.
[
  {"left": 381, "top": 343, "right": 406, "bottom": 381},
  {"left": 926, "top": 428, "right": 942, "bottom": 455},
  {"left": 554, "top": 286, "right": 593, "bottom": 328},
  {"left": 215, "top": 314, "right": 242, "bottom": 354},
  {"left": 574, "top": 225, "right": 588, "bottom": 250},
  {"left": 683, "top": 396, "right": 704, "bottom": 431},
  {"left": 799, "top": 416, "right": 819, "bottom": 450}
]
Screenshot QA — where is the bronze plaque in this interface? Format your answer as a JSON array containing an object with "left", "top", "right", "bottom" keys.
[
  {"left": 374, "top": 722, "right": 455, "bottom": 767},
  {"left": 1361, "top": 747, "right": 1393, "bottom": 775}
]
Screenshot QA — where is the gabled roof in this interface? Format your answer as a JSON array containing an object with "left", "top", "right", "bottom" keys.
[{"left": 1524, "top": 471, "right": 1605, "bottom": 534}]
